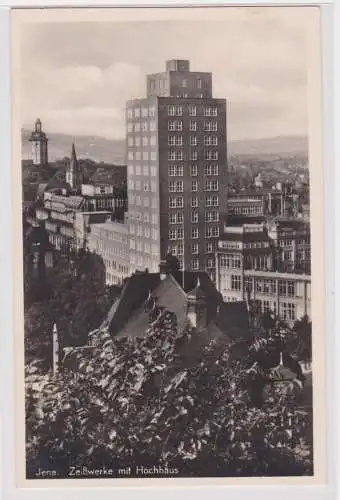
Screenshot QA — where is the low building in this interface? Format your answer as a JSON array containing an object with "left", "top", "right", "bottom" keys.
[
  {"left": 215, "top": 220, "right": 311, "bottom": 324},
  {"left": 227, "top": 183, "right": 299, "bottom": 219},
  {"left": 74, "top": 211, "right": 112, "bottom": 249},
  {"left": 87, "top": 216, "right": 130, "bottom": 286}
]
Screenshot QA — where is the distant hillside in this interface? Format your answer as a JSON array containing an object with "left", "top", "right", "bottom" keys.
[
  {"left": 22, "top": 129, "right": 125, "bottom": 165},
  {"left": 22, "top": 129, "right": 308, "bottom": 163}
]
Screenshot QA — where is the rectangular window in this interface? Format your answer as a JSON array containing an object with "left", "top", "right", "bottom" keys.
[
  {"left": 206, "top": 196, "right": 219, "bottom": 207},
  {"left": 142, "top": 137, "right": 148, "bottom": 147},
  {"left": 192, "top": 243, "right": 199, "bottom": 254},
  {"left": 143, "top": 166, "right": 149, "bottom": 176},
  {"left": 143, "top": 181, "right": 149, "bottom": 192},
  {"left": 190, "top": 150, "right": 198, "bottom": 161},
  {"left": 204, "top": 106, "right": 218, "bottom": 117},
  {"left": 169, "top": 229, "right": 176, "bottom": 240},
  {"left": 169, "top": 180, "right": 184, "bottom": 192},
  {"left": 231, "top": 275, "right": 242, "bottom": 291},
  {"left": 205, "top": 210, "right": 219, "bottom": 222},
  {"left": 128, "top": 152, "right": 134, "bottom": 161},
  {"left": 128, "top": 137, "right": 134, "bottom": 147},
  {"left": 205, "top": 179, "right": 219, "bottom": 191},
  {"left": 189, "top": 120, "right": 197, "bottom": 131},
  {"left": 150, "top": 152, "right": 157, "bottom": 161},
  {"left": 189, "top": 105, "right": 197, "bottom": 116},
  {"left": 143, "top": 197, "right": 149, "bottom": 207},
  {"left": 206, "top": 242, "right": 214, "bottom": 253},
  {"left": 150, "top": 136, "right": 157, "bottom": 146},
  {"left": 204, "top": 136, "right": 218, "bottom": 146},
  {"left": 207, "top": 258, "right": 214, "bottom": 269},
  {"left": 205, "top": 150, "right": 218, "bottom": 160},
  {"left": 168, "top": 165, "right": 184, "bottom": 177},
  {"left": 143, "top": 151, "right": 149, "bottom": 161},
  {"left": 280, "top": 303, "right": 296, "bottom": 321},
  {"left": 135, "top": 152, "right": 141, "bottom": 161},
  {"left": 190, "top": 136, "right": 197, "bottom": 146},
  {"left": 204, "top": 121, "right": 218, "bottom": 132},
  {"left": 168, "top": 150, "right": 183, "bottom": 161},
  {"left": 190, "top": 165, "right": 198, "bottom": 176},
  {"left": 151, "top": 166, "right": 157, "bottom": 176},
  {"left": 168, "top": 135, "right": 183, "bottom": 146},
  {"left": 150, "top": 121, "right": 157, "bottom": 132},
  {"left": 191, "top": 180, "right": 198, "bottom": 192},
  {"left": 191, "top": 196, "right": 198, "bottom": 208},
  {"left": 127, "top": 109, "right": 133, "bottom": 119},
  {"left": 205, "top": 226, "right": 219, "bottom": 238},
  {"left": 191, "top": 227, "right": 199, "bottom": 239},
  {"left": 204, "top": 164, "right": 219, "bottom": 176},
  {"left": 191, "top": 211, "right": 199, "bottom": 223},
  {"left": 169, "top": 196, "right": 183, "bottom": 208},
  {"left": 192, "top": 258, "right": 199, "bottom": 270},
  {"left": 135, "top": 180, "right": 141, "bottom": 191}
]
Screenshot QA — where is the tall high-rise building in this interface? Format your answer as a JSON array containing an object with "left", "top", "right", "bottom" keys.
[
  {"left": 126, "top": 60, "right": 227, "bottom": 281},
  {"left": 29, "top": 118, "right": 48, "bottom": 166}
]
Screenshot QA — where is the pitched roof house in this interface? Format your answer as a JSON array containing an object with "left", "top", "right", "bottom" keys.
[{"left": 100, "top": 261, "right": 251, "bottom": 343}]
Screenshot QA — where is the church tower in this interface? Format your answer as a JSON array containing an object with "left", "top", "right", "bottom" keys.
[
  {"left": 66, "top": 142, "right": 83, "bottom": 191},
  {"left": 29, "top": 118, "right": 48, "bottom": 166}
]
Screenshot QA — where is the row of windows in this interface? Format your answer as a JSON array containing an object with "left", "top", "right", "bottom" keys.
[
  {"left": 93, "top": 242, "right": 127, "bottom": 259},
  {"left": 169, "top": 195, "right": 219, "bottom": 208},
  {"left": 127, "top": 121, "right": 157, "bottom": 133},
  {"left": 106, "top": 272, "right": 128, "bottom": 286},
  {"left": 130, "top": 243, "right": 159, "bottom": 255},
  {"left": 129, "top": 195, "right": 158, "bottom": 209},
  {"left": 168, "top": 241, "right": 217, "bottom": 256},
  {"left": 93, "top": 230, "right": 127, "bottom": 245},
  {"left": 220, "top": 254, "right": 242, "bottom": 269},
  {"left": 230, "top": 206, "right": 263, "bottom": 215},
  {"left": 168, "top": 164, "right": 219, "bottom": 176},
  {"left": 129, "top": 232, "right": 159, "bottom": 249},
  {"left": 168, "top": 150, "right": 219, "bottom": 161},
  {"left": 128, "top": 136, "right": 157, "bottom": 147},
  {"left": 127, "top": 106, "right": 157, "bottom": 119},
  {"left": 129, "top": 211, "right": 158, "bottom": 224},
  {"left": 128, "top": 165, "right": 157, "bottom": 177},
  {"left": 168, "top": 135, "right": 218, "bottom": 146},
  {"left": 128, "top": 151, "right": 157, "bottom": 162},
  {"left": 169, "top": 226, "right": 220, "bottom": 240},
  {"left": 168, "top": 211, "right": 219, "bottom": 224},
  {"left": 168, "top": 105, "right": 218, "bottom": 117},
  {"left": 168, "top": 180, "right": 218, "bottom": 192},
  {"left": 243, "top": 277, "right": 298, "bottom": 297},
  {"left": 128, "top": 180, "right": 157, "bottom": 192},
  {"left": 168, "top": 120, "right": 218, "bottom": 132}
]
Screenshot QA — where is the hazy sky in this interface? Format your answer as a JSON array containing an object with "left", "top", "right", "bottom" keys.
[{"left": 20, "top": 8, "right": 312, "bottom": 141}]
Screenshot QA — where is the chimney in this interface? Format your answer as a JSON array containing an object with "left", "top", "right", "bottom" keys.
[
  {"left": 159, "top": 260, "right": 170, "bottom": 280},
  {"left": 186, "top": 277, "right": 208, "bottom": 331}
]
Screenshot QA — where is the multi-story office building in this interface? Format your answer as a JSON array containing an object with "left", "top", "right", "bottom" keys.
[
  {"left": 215, "top": 221, "right": 311, "bottom": 324},
  {"left": 87, "top": 216, "right": 130, "bottom": 286},
  {"left": 126, "top": 59, "right": 227, "bottom": 281},
  {"left": 227, "top": 183, "right": 299, "bottom": 219}
]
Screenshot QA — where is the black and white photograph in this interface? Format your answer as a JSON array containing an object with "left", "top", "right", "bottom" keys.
[{"left": 12, "top": 5, "right": 325, "bottom": 484}]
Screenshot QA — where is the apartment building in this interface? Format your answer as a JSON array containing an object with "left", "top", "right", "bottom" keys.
[{"left": 87, "top": 216, "right": 130, "bottom": 286}]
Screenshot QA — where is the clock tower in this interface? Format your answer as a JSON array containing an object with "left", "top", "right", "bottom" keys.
[{"left": 29, "top": 118, "right": 48, "bottom": 166}]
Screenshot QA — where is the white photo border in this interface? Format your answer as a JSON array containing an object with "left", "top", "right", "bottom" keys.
[{"left": 0, "top": 1, "right": 337, "bottom": 499}]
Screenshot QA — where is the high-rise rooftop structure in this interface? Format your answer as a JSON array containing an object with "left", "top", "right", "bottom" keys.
[{"left": 126, "top": 59, "right": 227, "bottom": 281}]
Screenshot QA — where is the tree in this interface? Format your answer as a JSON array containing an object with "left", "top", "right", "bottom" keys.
[{"left": 25, "top": 306, "right": 312, "bottom": 477}]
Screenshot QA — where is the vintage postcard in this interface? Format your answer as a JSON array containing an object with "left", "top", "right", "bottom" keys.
[{"left": 11, "top": 5, "right": 326, "bottom": 487}]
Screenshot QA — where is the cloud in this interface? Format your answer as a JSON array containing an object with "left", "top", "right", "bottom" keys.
[{"left": 20, "top": 9, "right": 313, "bottom": 140}]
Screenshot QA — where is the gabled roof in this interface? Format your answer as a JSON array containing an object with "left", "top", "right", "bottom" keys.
[{"left": 102, "top": 269, "right": 250, "bottom": 342}]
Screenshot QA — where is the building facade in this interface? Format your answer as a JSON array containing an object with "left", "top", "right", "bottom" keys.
[
  {"left": 126, "top": 59, "right": 228, "bottom": 281},
  {"left": 29, "top": 118, "right": 48, "bottom": 166},
  {"left": 227, "top": 183, "right": 299, "bottom": 219},
  {"left": 215, "top": 221, "right": 311, "bottom": 324},
  {"left": 87, "top": 217, "right": 130, "bottom": 286}
]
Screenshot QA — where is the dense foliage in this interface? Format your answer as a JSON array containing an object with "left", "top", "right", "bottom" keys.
[
  {"left": 26, "top": 305, "right": 312, "bottom": 477},
  {"left": 24, "top": 248, "right": 120, "bottom": 371}
]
